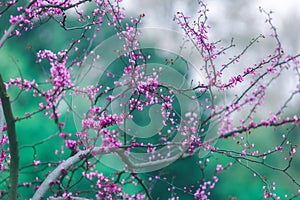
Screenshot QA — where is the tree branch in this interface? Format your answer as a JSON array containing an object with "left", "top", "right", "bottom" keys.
[
  {"left": 31, "top": 148, "right": 95, "bottom": 200},
  {"left": 32, "top": 145, "right": 185, "bottom": 199},
  {"left": 0, "top": 74, "right": 19, "bottom": 200},
  {"left": 0, "top": 23, "right": 16, "bottom": 47}
]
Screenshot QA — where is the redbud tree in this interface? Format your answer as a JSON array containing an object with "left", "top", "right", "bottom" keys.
[{"left": 0, "top": 0, "right": 300, "bottom": 199}]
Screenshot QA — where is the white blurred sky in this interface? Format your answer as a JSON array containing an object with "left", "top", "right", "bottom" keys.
[
  {"left": 122, "top": 0, "right": 300, "bottom": 53},
  {"left": 121, "top": 0, "right": 300, "bottom": 116}
]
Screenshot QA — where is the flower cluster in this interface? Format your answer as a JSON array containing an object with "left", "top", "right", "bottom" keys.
[
  {"left": 83, "top": 171, "right": 122, "bottom": 199},
  {"left": 0, "top": 134, "right": 8, "bottom": 170},
  {"left": 194, "top": 176, "right": 219, "bottom": 200}
]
